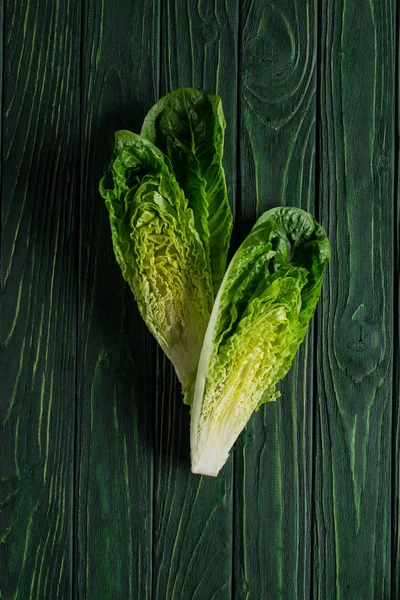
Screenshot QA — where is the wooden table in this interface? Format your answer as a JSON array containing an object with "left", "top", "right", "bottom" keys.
[{"left": 0, "top": 1, "right": 398, "bottom": 598}]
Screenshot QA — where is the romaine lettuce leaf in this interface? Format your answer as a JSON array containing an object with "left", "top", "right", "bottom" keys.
[
  {"left": 190, "top": 207, "right": 331, "bottom": 476},
  {"left": 140, "top": 88, "right": 233, "bottom": 293},
  {"left": 99, "top": 130, "right": 214, "bottom": 386}
]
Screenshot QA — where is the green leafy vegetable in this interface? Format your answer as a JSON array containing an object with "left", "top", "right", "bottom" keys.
[
  {"left": 99, "top": 130, "right": 214, "bottom": 386},
  {"left": 100, "top": 90, "right": 330, "bottom": 480},
  {"left": 190, "top": 207, "right": 331, "bottom": 476},
  {"left": 141, "top": 88, "right": 233, "bottom": 293}
]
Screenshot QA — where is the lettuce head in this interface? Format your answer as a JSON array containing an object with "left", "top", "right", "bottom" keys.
[{"left": 190, "top": 207, "right": 331, "bottom": 476}]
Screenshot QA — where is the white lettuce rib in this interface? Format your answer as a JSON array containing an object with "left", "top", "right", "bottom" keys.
[{"left": 190, "top": 259, "right": 234, "bottom": 476}]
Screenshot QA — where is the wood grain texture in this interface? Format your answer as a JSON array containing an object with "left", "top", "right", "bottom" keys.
[
  {"left": 314, "top": 0, "right": 395, "bottom": 597},
  {"left": 0, "top": 0, "right": 80, "bottom": 597},
  {"left": 393, "top": 15, "right": 399, "bottom": 597},
  {"left": 76, "top": 1, "right": 159, "bottom": 598},
  {"left": 234, "top": 2, "right": 318, "bottom": 598},
  {"left": 0, "top": 0, "right": 398, "bottom": 598},
  {"left": 395, "top": 211, "right": 399, "bottom": 596},
  {"left": 154, "top": 2, "right": 238, "bottom": 598}
]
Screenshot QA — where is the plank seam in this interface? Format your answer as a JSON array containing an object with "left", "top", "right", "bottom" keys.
[
  {"left": 231, "top": 1, "right": 242, "bottom": 598},
  {"left": 0, "top": 0, "right": 4, "bottom": 291},
  {"left": 152, "top": 2, "right": 163, "bottom": 599},
  {"left": 310, "top": 0, "right": 322, "bottom": 598},
  {"left": 391, "top": 0, "right": 399, "bottom": 596},
  {"left": 72, "top": 0, "right": 84, "bottom": 597}
]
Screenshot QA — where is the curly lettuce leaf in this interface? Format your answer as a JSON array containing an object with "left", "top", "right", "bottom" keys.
[
  {"left": 190, "top": 207, "right": 331, "bottom": 476},
  {"left": 140, "top": 88, "right": 233, "bottom": 293},
  {"left": 99, "top": 130, "right": 214, "bottom": 386}
]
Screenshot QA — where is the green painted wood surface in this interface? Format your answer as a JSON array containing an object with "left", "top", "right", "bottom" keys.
[
  {"left": 0, "top": 1, "right": 398, "bottom": 599},
  {"left": 394, "top": 24, "right": 400, "bottom": 597},
  {"left": 234, "top": 2, "right": 317, "bottom": 597},
  {"left": 153, "top": 3, "right": 237, "bottom": 598},
  {"left": 314, "top": 1, "right": 395, "bottom": 597},
  {"left": 77, "top": 1, "right": 161, "bottom": 598},
  {"left": 0, "top": 0, "right": 80, "bottom": 597}
]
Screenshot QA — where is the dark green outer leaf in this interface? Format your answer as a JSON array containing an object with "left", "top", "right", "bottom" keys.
[
  {"left": 99, "top": 130, "right": 214, "bottom": 386},
  {"left": 190, "top": 207, "right": 331, "bottom": 476},
  {"left": 141, "top": 88, "right": 233, "bottom": 294}
]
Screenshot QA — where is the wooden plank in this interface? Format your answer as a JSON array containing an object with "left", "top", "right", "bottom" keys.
[
  {"left": 314, "top": 0, "right": 395, "bottom": 597},
  {"left": 394, "top": 23, "right": 399, "bottom": 599},
  {"left": 154, "top": 2, "right": 238, "bottom": 598},
  {"left": 395, "top": 219, "right": 399, "bottom": 592},
  {"left": 76, "top": 1, "right": 160, "bottom": 598},
  {"left": 234, "top": 2, "right": 318, "bottom": 598},
  {"left": 0, "top": 0, "right": 80, "bottom": 597}
]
